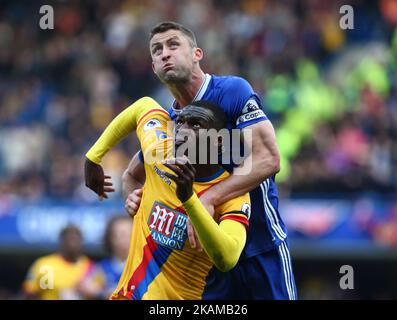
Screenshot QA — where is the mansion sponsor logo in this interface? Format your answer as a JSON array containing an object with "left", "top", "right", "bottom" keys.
[{"left": 148, "top": 202, "right": 188, "bottom": 250}]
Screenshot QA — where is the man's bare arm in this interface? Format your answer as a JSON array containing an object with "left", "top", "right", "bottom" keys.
[
  {"left": 122, "top": 151, "right": 146, "bottom": 216},
  {"left": 122, "top": 152, "right": 146, "bottom": 200},
  {"left": 203, "top": 121, "right": 280, "bottom": 207}
]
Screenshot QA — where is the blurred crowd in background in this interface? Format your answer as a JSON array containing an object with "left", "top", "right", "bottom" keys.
[
  {"left": 1, "top": 0, "right": 397, "bottom": 300},
  {"left": 1, "top": 0, "right": 396, "bottom": 202},
  {"left": 1, "top": 216, "right": 132, "bottom": 300}
]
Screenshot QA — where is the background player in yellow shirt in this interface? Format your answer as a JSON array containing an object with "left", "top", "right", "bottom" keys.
[
  {"left": 22, "top": 226, "right": 95, "bottom": 300},
  {"left": 84, "top": 97, "right": 250, "bottom": 299}
]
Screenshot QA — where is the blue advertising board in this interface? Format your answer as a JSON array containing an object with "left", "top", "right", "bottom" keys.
[
  {"left": 1, "top": 195, "right": 397, "bottom": 253},
  {"left": 0, "top": 196, "right": 124, "bottom": 251}
]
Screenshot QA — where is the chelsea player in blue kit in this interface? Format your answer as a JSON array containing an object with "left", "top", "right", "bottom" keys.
[{"left": 121, "top": 21, "right": 297, "bottom": 300}]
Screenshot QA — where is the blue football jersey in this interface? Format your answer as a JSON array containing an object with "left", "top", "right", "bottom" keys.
[
  {"left": 168, "top": 74, "right": 288, "bottom": 257},
  {"left": 97, "top": 258, "right": 125, "bottom": 298}
]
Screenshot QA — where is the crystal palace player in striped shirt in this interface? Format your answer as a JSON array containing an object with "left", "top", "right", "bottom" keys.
[{"left": 85, "top": 97, "right": 250, "bottom": 299}]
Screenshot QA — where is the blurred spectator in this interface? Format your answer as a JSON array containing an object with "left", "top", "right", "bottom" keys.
[
  {"left": 0, "top": 0, "right": 395, "bottom": 199},
  {"left": 22, "top": 225, "right": 94, "bottom": 300},
  {"left": 77, "top": 215, "right": 132, "bottom": 299}
]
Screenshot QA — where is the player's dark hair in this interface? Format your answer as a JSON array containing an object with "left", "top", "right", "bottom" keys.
[
  {"left": 150, "top": 21, "right": 197, "bottom": 47},
  {"left": 103, "top": 215, "right": 131, "bottom": 255},
  {"left": 59, "top": 225, "right": 82, "bottom": 240},
  {"left": 188, "top": 100, "right": 228, "bottom": 130}
]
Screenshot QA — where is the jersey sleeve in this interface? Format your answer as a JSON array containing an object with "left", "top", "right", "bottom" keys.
[
  {"left": 182, "top": 193, "right": 248, "bottom": 271},
  {"left": 85, "top": 97, "right": 170, "bottom": 164},
  {"left": 220, "top": 77, "right": 268, "bottom": 129},
  {"left": 215, "top": 192, "right": 251, "bottom": 231},
  {"left": 135, "top": 105, "right": 171, "bottom": 156}
]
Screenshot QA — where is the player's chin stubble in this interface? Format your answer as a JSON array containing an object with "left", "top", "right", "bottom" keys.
[{"left": 158, "top": 68, "right": 190, "bottom": 84}]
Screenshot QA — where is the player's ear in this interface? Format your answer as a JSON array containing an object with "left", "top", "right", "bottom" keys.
[
  {"left": 151, "top": 61, "right": 157, "bottom": 75},
  {"left": 193, "top": 47, "right": 203, "bottom": 63}
]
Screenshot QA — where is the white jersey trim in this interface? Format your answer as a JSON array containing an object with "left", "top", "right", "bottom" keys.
[{"left": 171, "top": 73, "right": 212, "bottom": 114}]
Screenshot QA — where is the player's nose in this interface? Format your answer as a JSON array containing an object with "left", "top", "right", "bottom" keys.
[{"left": 161, "top": 48, "right": 171, "bottom": 61}]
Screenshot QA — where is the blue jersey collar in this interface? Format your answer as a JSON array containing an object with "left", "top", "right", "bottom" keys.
[{"left": 171, "top": 73, "right": 212, "bottom": 112}]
